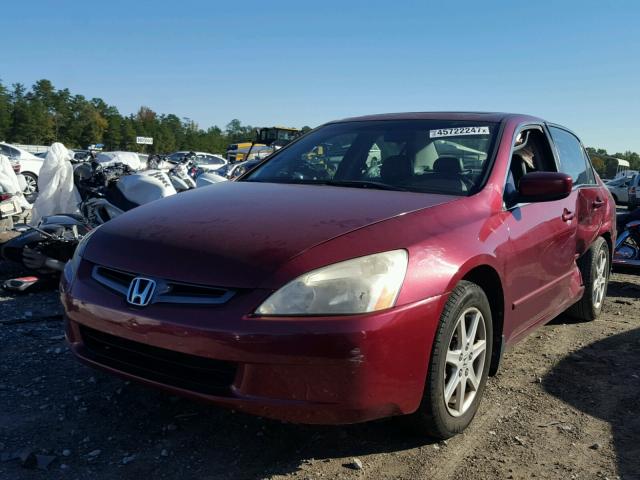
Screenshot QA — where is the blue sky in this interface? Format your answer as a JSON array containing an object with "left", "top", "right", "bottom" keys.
[{"left": 3, "top": 0, "right": 639, "bottom": 152}]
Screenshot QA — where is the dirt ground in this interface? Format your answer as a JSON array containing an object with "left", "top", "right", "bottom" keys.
[{"left": 0, "top": 263, "right": 638, "bottom": 480}]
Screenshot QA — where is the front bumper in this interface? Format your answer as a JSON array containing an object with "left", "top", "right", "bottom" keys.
[{"left": 61, "top": 261, "right": 444, "bottom": 424}]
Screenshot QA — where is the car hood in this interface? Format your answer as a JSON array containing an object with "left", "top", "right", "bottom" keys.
[{"left": 84, "top": 182, "right": 456, "bottom": 288}]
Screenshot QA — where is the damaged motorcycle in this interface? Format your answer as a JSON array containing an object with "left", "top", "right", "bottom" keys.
[
  {"left": 614, "top": 215, "right": 640, "bottom": 268},
  {"left": 2, "top": 155, "right": 177, "bottom": 282}
]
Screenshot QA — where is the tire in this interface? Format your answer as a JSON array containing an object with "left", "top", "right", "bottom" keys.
[
  {"left": 567, "top": 237, "right": 609, "bottom": 322},
  {"left": 22, "top": 172, "right": 38, "bottom": 195},
  {"left": 411, "top": 280, "right": 493, "bottom": 439}
]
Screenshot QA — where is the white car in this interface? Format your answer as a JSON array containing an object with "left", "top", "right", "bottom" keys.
[
  {"left": 0, "top": 142, "right": 43, "bottom": 195},
  {"left": 605, "top": 175, "right": 634, "bottom": 205},
  {"left": 167, "top": 151, "right": 227, "bottom": 172}
]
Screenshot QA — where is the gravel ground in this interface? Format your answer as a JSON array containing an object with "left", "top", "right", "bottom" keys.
[{"left": 0, "top": 263, "right": 639, "bottom": 480}]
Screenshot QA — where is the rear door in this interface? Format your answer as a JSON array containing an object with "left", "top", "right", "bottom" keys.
[{"left": 548, "top": 126, "right": 606, "bottom": 256}]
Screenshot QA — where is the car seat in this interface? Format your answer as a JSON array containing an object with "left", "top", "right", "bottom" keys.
[
  {"left": 431, "top": 156, "right": 467, "bottom": 192},
  {"left": 380, "top": 155, "right": 412, "bottom": 184}
]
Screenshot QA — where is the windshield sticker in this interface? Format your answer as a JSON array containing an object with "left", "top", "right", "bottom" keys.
[{"left": 429, "top": 126, "right": 490, "bottom": 138}]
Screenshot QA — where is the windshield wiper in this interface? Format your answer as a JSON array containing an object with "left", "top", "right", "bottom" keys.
[{"left": 322, "top": 180, "right": 408, "bottom": 191}]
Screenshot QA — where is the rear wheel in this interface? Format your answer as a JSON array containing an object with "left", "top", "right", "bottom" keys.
[
  {"left": 411, "top": 280, "right": 493, "bottom": 439},
  {"left": 567, "top": 237, "right": 609, "bottom": 321}
]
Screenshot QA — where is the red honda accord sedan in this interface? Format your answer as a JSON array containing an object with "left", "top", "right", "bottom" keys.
[{"left": 61, "top": 113, "right": 615, "bottom": 438}]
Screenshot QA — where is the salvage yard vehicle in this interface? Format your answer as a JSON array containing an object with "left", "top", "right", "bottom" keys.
[
  {"left": 219, "top": 158, "right": 263, "bottom": 180},
  {"left": 0, "top": 154, "right": 29, "bottom": 230},
  {"left": 226, "top": 127, "right": 301, "bottom": 163},
  {"left": 0, "top": 188, "right": 23, "bottom": 230},
  {"left": 2, "top": 152, "right": 177, "bottom": 273},
  {"left": 3, "top": 149, "right": 229, "bottom": 275},
  {"left": 225, "top": 144, "right": 272, "bottom": 163},
  {"left": 61, "top": 112, "right": 615, "bottom": 439},
  {"left": 256, "top": 126, "right": 301, "bottom": 147},
  {"left": 167, "top": 151, "right": 228, "bottom": 173},
  {"left": 225, "top": 142, "right": 265, "bottom": 163},
  {"left": 627, "top": 174, "right": 640, "bottom": 210},
  {"left": 0, "top": 142, "right": 42, "bottom": 196},
  {"left": 614, "top": 218, "right": 640, "bottom": 268},
  {"left": 605, "top": 175, "right": 632, "bottom": 205}
]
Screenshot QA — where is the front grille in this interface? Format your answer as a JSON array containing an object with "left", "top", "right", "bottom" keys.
[
  {"left": 92, "top": 265, "right": 235, "bottom": 305},
  {"left": 79, "top": 325, "right": 237, "bottom": 395}
]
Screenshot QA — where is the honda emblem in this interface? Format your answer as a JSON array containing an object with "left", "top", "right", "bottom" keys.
[{"left": 126, "top": 277, "right": 156, "bottom": 306}]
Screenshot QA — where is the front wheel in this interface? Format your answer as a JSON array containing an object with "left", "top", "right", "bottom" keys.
[
  {"left": 22, "top": 172, "right": 38, "bottom": 195},
  {"left": 411, "top": 280, "right": 493, "bottom": 439},
  {"left": 567, "top": 237, "right": 609, "bottom": 321}
]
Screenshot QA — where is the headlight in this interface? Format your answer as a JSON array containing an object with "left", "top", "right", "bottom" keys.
[
  {"left": 64, "top": 227, "right": 99, "bottom": 281},
  {"left": 256, "top": 250, "right": 408, "bottom": 315}
]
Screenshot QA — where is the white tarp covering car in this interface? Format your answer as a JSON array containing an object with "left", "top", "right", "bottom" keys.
[
  {"left": 30, "top": 143, "right": 81, "bottom": 225},
  {"left": 0, "top": 153, "right": 30, "bottom": 229},
  {"left": 0, "top": 154, "right": 29, "bottom": 208}
]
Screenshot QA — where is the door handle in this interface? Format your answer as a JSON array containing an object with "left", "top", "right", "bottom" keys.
[
  {"left": 562, "top": 208, "right": 575, "bottom": 222},
  {"left": 593, "top": 198, "right": 605, "bottom": 209}
]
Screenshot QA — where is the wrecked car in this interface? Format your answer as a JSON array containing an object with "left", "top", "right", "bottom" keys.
[{"left": 61, "top": 112, "right": 615, "bottom": 438}]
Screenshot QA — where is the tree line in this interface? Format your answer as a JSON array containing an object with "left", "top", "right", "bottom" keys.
[
  {"left": 586, "top": 148, "right": 640, "bottom": 178},
  {"left": 0, "top": 79, "right": 638, "bottom": 176},
  {"left": 0, "top": 79, "right": 290, "bottom": 154}
]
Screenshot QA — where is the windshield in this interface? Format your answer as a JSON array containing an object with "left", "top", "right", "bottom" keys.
[{"left": 243, "top": 120, "right": 499, "bottom": 195}]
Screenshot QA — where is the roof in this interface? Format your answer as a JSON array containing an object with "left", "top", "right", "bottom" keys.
[{"left": 329, "top": 111, "right": 538, "bottom": 124}]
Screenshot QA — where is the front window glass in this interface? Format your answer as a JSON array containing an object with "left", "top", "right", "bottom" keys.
[{"left": 244, "top": 120, "right": 499, "bottom": 195}]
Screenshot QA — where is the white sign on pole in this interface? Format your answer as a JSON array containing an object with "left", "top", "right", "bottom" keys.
[{"left": 136, "top": 136, "right": 153, "bottom": 145}]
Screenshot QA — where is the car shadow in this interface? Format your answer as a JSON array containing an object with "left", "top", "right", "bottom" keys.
[
  {"left": 548, "top": 280, "right": 640, "bottom": 327},
  {"left": 82, "top": 378, "right": 432, "bottom": 478},
  {"left": 608, "top": 278, "right": 640, "bottom": 299},
  {"left": 542, "top": 327, "right": 640, "bottom": 480}
]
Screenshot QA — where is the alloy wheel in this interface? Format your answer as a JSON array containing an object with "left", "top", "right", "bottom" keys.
[
  {"left": 592, "top": 248, "right": 608, "bottom": 309},
  {"left": 444, "top": 307, "right": 487, "bottom": 417},
  {"left": 23, "top": 174, "right": 38, "bottom": 194}
]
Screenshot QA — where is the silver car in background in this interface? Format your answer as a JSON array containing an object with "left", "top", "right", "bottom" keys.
[{"left": 627, "top": 174, "right": 640, "bottom": 211}]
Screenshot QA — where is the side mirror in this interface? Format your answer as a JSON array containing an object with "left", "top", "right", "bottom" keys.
[{"left": 517, "top": 172, "right": 573, "bottom": 203}]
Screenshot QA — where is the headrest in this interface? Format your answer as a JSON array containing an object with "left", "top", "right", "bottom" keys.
[
  {"left": 434, "top": 156, "right": 464, "bottom": 174},
  {"left": 510, "top": 152, "right": 529, "bottom": 175}
]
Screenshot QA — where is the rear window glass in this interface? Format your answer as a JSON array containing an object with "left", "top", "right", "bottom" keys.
[
  {"left": 244, "top": 120, "right": 499, "bottom": 196},
  {"left": 549, "top": 127, "right": 595, "bottom": 185}
]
